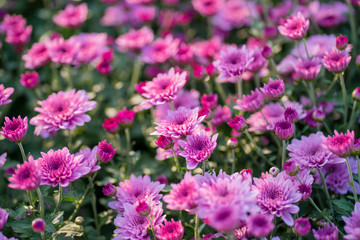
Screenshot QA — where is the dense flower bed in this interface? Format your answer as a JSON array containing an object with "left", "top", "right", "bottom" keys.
[{"left": 0, "top": 0, "right": 360, "bottom": 239}]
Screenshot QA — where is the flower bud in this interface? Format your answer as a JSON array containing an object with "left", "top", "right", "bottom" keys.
[
  {"left": 353, "top": 138, "right": 360, "bottom": 155},
  {"left": 269, "top": 167, "right": 280, "bottom": 177},
  {"left": 32, "top": 218, "right": 45, "bottom": 232},
  {"left": 75, "top": 216, "right": 84, "bottom": 225},
  {"left": 102, "top": 182, "right": 116, "bottom": 197},
  {"left": 336, "top": 35, "right": 348, "bottom": 51},
  {"left": 283, "top": 160, "right": 299, "bottom": 176},
  {"left": 312, "top": 108, "right": 325, "bottom": 122},
  {"left": 136, "top": 201, "right": 151, "bottom": 217},
  {"left": 227, "top": 138, "right": 238, "bottom": 149},
  {"left": 155, "top": 135, "right": 173, "bottom": 150},
  {"left": 261, "top": 45, "right": 273, "bottom": 59},
  {"left": 352, "top": 87, "right": 360, "bottom": 102},
  {"left": 284, "top": 107, "right": 298, "bottom": 122},
  {"left": 97, "top": 140, "right": 116, "bottom": 162},
  {"left": 227, "top": 115, "right": 246, "bottom": 132}
]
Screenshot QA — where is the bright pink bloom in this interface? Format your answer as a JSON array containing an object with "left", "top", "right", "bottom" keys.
[
  {"left": 0, "top": 14, "right": 26, "bottom": 34},
  {"left": 192, "top": 0, "right": 224, "bottom": 16},
  {"left": 294, "top": 218, "right": 311, "bottom": 236},
  {"left": 0, "top": 84, "right": 14, "bottom": 106},
  {"left": 156, "top": 219, "right": 184, "bottom": 240},
  {"left": 30, "top": 89, "right": 96, "bottom": 138},
  {"left": 211, "top": 105, "right": 232, "bottom": 127},
  {"left": 246, "top": 213, "right": 274, "bottom": 237},
  {"left": 201, "top": 93, "right": 218, "bottom": 109},
  {"left": 141, "top": 35, "right": 179, "bottom": 64},
  {"left": 75, "top": 146, "right": 101, "bottom": 175},
  {"left": 322, "top": 130, "right": 355, "bottom": 157},
  {"left": 125, "top": 0, "right": 153, "bottom": 4},
  {"left": 284, "top": 107, "right": 298, "bottom": 122},
  {"left": 261, "top": 45, "right": 273, "bottom": 59},
  {"left": 295, "top": 58, "right": 322, "bottom": 80},
  {"left": 283, "top": 160, "right": 299, "bottom": 176},
  {"left": 53, "top": 3, "right": 88, "bottom": 28},
  {"left": 227, "top": 115, "right": 246, "bottom": 131},
  {"left": 234, "top": 90, "right": 264, "bottom": 112},
  {"left": 20, "top": 71, "right": 40, "bottom": 89},
  {"left": 323, "top": 49, "right": 351, "bottom": 73},
  {"left": 46, "top": 37, "right": 78, "bottom": 65},
  {"left": 97, "top": 140, "right": 116, "bottom": 162},
  {"left": 152, "top": 107, "right": 204, "bottom": 139},
  {"left": 22, "top": 42, "right": 50, "bottom": 69},
  {"left": 179, "top": 131, "right": 218, "bottom": 170},
  {"left": 313, "top": 223, "right": 338, "bottom": 240},
  {"left": 274, "top": 119, "right": 293, "bottom": 140},
  {"left": 192, "top": 37, "right": 222, "bottom": 61},
  {"left": 260, "top": 78, "right": 285, "bottom": 98},
  {"left": 0, "top": 208, "right": 8, "bottom": 231},
  {"left": 96, "top": 59, "right": 112, "bottom": 75},
  {"left": 8, "top": 155, "right": 40, "bottom": 190},
  {"left": 140, "top": 68, "right": 187, "bottom": 108},
  {"left": 103, "top": 117, "right": 120, "bottom": 133},
  {"left": 343, "top": 202, "right": 360, "bottom": 240},
  {"left": 156, "top": 175, "right": 168, "bottom": 185},
  {"left": 278, "top": 12, "right": 309, "bottom": 40},
  {"left": 116, "top": 107, "right": 136, "bottom": 127},
  {"left": 115, "top": 27, "right": 154, "bottom": 53},
  {"left": 32, "top": 218, "right": 45, "bottom": 232},
  {"left": 336, "top": 34, "right": 348, "bottom": 50},
  {"left": 253, "top": 172, "right": 302, "bottom": 226},
  {"left": 174, "top": 43, "right": 193, "bottom": 64},
  {"left": 5, "top": 25, "right": 32, "bottom": 48},
  {"left": 1, "top": 116, "right": 28, "bottom": 143},
  {"left": 103, "top": 182, "right": 116, "bottom": 197},
  {"left": 155, "top": 135, "right": 173, "bottom": 150},
  {"left": 38, "top": 147, "right": 90, "bottom": 187}
]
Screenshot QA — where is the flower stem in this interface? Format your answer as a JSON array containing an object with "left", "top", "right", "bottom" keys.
[
  {"left": 347, "top": 101, "right": 357, "bottom": 129},
  {"left": 203, "top": 77, "right": 212, "bottom": 94},
  {"left": 237, "top": 77, "right": 243, "bottom": 98},
  {"left": 269, "top": 59, "right": 279, "bottom": 77},
  {"left": 308, "top": 81, "right": 317, "bottom": 106},
  {"left": 214, "top": 80, "right": 226, "bottom": 104},
  {"left": 171, "top": 147, "right": 181, "bottom": 177},
  {"left": 339, "top": 73, "right": 348, "bottom": 124},
  {"left": 90, "top": 187, "right": 100, "bottom": 234},
  {"left": 18, "top": 143, "right": 27, "bottom": 162},
  {"left": 325, "top": 75, "right": 338, "bottom": 95},
  {"left": 281, "top": 140, "right": 287, "bottom": 170},
  {"left": 260, "top": 109, "right": 269, "bottom": 125},
  {"left": 169, "top": 101, "right": 175, "bottom": 111},
  {"left": 302, "top": 38, "right": 310, "bottom": 59},
  {"left": 36, "top": 188, "right": 45, "bottom": 220},
  {"left": 244, "top": 130, "right": 274, "bottom": 166},
  {"left": 148, "top": 216, "right": 157, "bottom": 240},
  {"left": 194, "top": 214, "right": 199, "bottom": 239},
  {"left": 345, "top": 0, "right": 357, "bottom": 56},
  {"left": 54, "top": 185, "right": 63, "bottom": 213},
  {"left": 317, "top": 169, "right": 335, "bottom": 217},
  {"left": 345, "top": 156, "right": 359, "bottom": 202},
  {"left": 129, "top": 60, "right": 143, "bottom": 95},
  {"left": 231, "top": 149, "right": 236, "bottom": 173}
]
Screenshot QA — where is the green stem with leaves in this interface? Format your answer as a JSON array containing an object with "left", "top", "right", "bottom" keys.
[
  {"left": 18, "top": 143, "right": 34, "bottom": 207},
  {"left": 317, "top": 169, "right": 335, "bottom": 217},
  {"left": 129, "top": 60, "right": 143, "bottom": 95},
  {"left": 281, "top": 140, "right": 287, "bottom": 170},
  {"left": 54, "top": 185, "right": 63, "bottom": 213},
  {"left": 345, "top": 0, "right": 357, "bottom": 56},
  {"left": 346, "top": 157, "right": 359, "bottom": 202},
  {"left": 348, "top": 101, "right": 357, "bottom": 129},
  {"left": 339, "top": 73, "right": 348, "bottom": 124}
]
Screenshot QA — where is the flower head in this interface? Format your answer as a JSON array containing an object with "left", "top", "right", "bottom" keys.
[
  {"left": 141, "top": 35, "right": 179, "bottom": 64},
  {"left": 20, "top": 71, "right": 40, "bottom": 89},
  {"left": 227, "top": 115, "right": 246, "bottom": 132},
  {"left": 192, "top": 0, "right": 224, "bottom": 16},
  {"left": 278, "top": 12, "right": 309, "bottom": 40},
  {"left": 246, "top": 213, "right": 274, "bottom": 238},
  {"left": 8, "top": 155, "right": 41, "bottom": 190},
  {"left": 295, "top": 58, "right": 322, "bottom": 81},
  {"left": 323, "top": 49, "right": 351, "bottom": 73},
  {"left": 201, "top": 93, "right": 218, "bottom": 110},
  {"left": 115, "top": 26, "right": 154, "bottom": 53},
  {"left": 156, "top": 219, "right": 184, "bottom": 240},
  {"left": 22, "top": 42, "right": 50, "bottom": 69},
  {"left": 46, "top": 37, "right": 78, "bottom": 65},
  {"left": 260, "top": 78, "right": 285, "bottom": 98},
  {"left": 0, "top": 14, "right": 26, "bottom": 34},
  {"left": 0, "top": 84, "right": 14, "bottom": 106},
  {"left": 30, "top": 89, "right": 96, "bottom": 138},
  {"left": 336, "top": 34, "right": 348, "bottom": 50},
  {"left": 322, "top": 130, "right": 355, "bottom": 157},
  {"left": 343, "top": 202, "right": 360, "bottom": 240},
  {"left": 0, "top": 208, "right": 8, "bottom": 231},
  {"left": 155, "top": 135, "right": 173, "bottom": 150},
  {"left": 53, "top": 3, "right": 88, "bottom": 28},
  {"left": 352, "top": 87, "right": 360, "bottom": 102},
  {"left": 284, "top": 107, "right": 298, "bottom": 122},
  {"left": 313, "top": 223, "right": 338, "bottom": 240},
  {"left": 32, "top": 218, "right": 46, "bottom": 232},
  {"left": 103, "top": 182, "right": 116, "bottom": 197},
  {"left": 294, "top": 217, "right": 311, "bottom": 236},
  {"left": 97, "top": 140, "right": 116, "bottom": 162},
  {"left": 274, "top": 120, "right": 293, "bottom": 140},
  {"left": 103, "top": 117, "right": 120, "bottom": 133},
  {"left": 1, "top": 116, "right": 28, "bottom": 143},
  {"left": 234, "top": 90, "right": 264, "bottom": 112},
  {"left": 75, "top": 146, "right": 100, "bottom": 175},
  {"left": 116, "top": 107, "right": 135, "bottom": 127}
]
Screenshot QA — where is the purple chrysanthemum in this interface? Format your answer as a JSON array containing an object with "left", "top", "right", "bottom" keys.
[
  {"left": 0, "top": 84, "right": 14, "bottom": 106},
  {"left": 45, "top": 37, "right": 78, "bottom": 65},
  {"left": 253, "top": 172, "right": 302, "bottom": 226},
  {"left": 343, "top": 202, "right": 360, "bottom": 240},
  {"left": 227, "top": 115, "right": 246, "bottom": 131},
  {"left": 278, "top": 12, "right": 309, "bottom": 40},
  {"left": 294, "top": 217, "right": 311, "bottom": 236},
  {"left": 234, "top": 89, "right": 264, "bottom": 112},
  {"left": 178, "top": 131, "right": 218, "bottom": 170},
  {"left": 75, "top": 146, "right": 100, "bottom": 175},
  {"left": 38, "top": 147, "right": 90, "bottom": 187},
  {"left": 274, "top": 120, "right": 293, "bottom": 140},
  {"left": 30, "top": 89, "right": 96, "bottom": 138},
  {"left": 323, "top": 49, "right": 351, "bottom": 73},
  {"left": 295, "top": 58, "right": 322, "bottom": 81},
  {"left": 0, "top": 207, "right": 8, "bottom": 231},
  {"left": 246, "top": 213, "right": 274, "bottom": 238},
  {"left": 152, "top": 107, "right": 205, "bottom": 139},
  {"left": 260, "top": 78, "right": 285, "bottom": 99},
  {"left": 322, "top": 130, "right": 355, "bottom": 157},
  {"left": 287, "top": 132, "right": 345, "bottom": 169},
  {"left": 156, "top": 219, "right": 184, "bottom": 240},
  {"left": 1, "top": 116, "right": 28, "bottom": 143},
  {"left": 8, "top": 155, "right": 41, "bottom": 190},
  {"left": 313, "top": 223, "right": 338, "bottom": 240}
]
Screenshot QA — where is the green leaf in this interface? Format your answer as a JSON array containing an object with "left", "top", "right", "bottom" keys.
[
  {"left": 51, "top": 211, "right": 64, "bottom": 225},
  {"left": 332, "top": 198, "right": 354, "bottom": 218},
  {"left": 53, "top": 221, "right": 84, "bottom": 238}
]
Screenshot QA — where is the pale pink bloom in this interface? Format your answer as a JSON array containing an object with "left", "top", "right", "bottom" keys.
[
  {"left": 210, "top": 105, "right": 232, "bottom": 127},
  {"left": 192, "top": 0, "right": 224, "bottom": 16},
  {"left": 246, "top": 213, "right": 274, "bottom": 238},
  {"left": 45, "top": 37, "right": 79, "bottom": 65},
  {"left": 295, "top": 58, "right": 322, "bottom": 81},
  {"left": 247, "top": 48, "right": 267, "bottom": 72},
  {"left": 0, "top": 84, "right": 14, "bottom": 106},
  {"left": 75, "top": 146, "right": 101, "bottom": 175},
  {"left": 322, "top": 130, "right": 355, "bottom": 157},
  {"left": 155, "top": 219, "right": 184, "bottom": 240},
  {"left": 323, "top": 49, "right": 351, "bottom": 73},
  {"left": 141, "top": 35, "right": 179, "bottom": 64},
  {"left": 30, "top": 89, "right": 97, "bottom": 138},
  {"left": 20, "top": 71, "right": 40, "bottom": 89},
  {"left": 260, "top": 78, "right": 285, "bottom": 98},
  {"left": 8, "top": 155, "right": 41, "bottom": 190},
  {"left": 174, "top": 43, "right": 194, "bottom": 64},
  {"left": 278, "top": 12, "right": 309, "bottom": 40},
  {"left": 53, "top": 3, "right": 88, "bottom": 28},
  {"left": 192, "top": 37, "right": 222, "bottom": 63},
  {"left": 22, "top": 42, "right": 50, "bottom": 69},
  {"left": 101, "top": 4, "right": 128, "bottom": 27},
  {"left": 234, "top": 90, "right": 264, "bottom": 112},
  {"left": 5, "top": 25, "right": 32, "bottom": 47},
  {"left": 309, "top": 1, "right": 348, "bottom": 28},
  {"left": 115, "top": 26, "right": 154, "bottom": 53},
  {"left": 269, "top": 0, "right": 293, "bottom": 23},
  {"left": 131, "top": 4, "right": 156, "bottom": 24},
  {"left": 0, "top": 208, "right": 8, "bottom": 231}
]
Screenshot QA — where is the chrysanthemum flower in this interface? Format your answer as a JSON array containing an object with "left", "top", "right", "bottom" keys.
[
  {"left": 32, "top": 218, "right": 46, "bottom": 233},
  {"left": 0, "top": 84, "right": 14, "bottom": 106},
  {"left": 323, "top": 49, "right": 351, "bottom": 73},
  {"left": 0, "top": 208, "right": 8, "bottom": 231},
  {"left": 45, "top": 37, "right": 78, "bottom": 65},
  {"left": 201, "top": 93, "right": 218, "bottom": 110},
  {"left": 211, "top": 106, "right": 232, "bottom": 127},
  {"left": 278, "top": 12, "right": 309, "bottom": 40},
  {"left": 38, "top": 147, "right": 90, "bottom": 187},
  {"left": 53, "top": 3, "right": 88, "bottom": 28},
  {"left": 22, "top": 42, "right": 50, "bottom": 69},
  {"left": 179, "top": 131, "right": 218, "bottom": 170},
  {"left": 97, "top": 140, "right": 116, "bottom": 162},
  {"left": 260, "top": 78, "right": 285, "bottom": 98},
  {"left": 274, "top": 119, "right": 293, "bottom": 140},
  {"left": 287, "top": 132, "right": 344, "bottom": 169},
  {"left": 5, "top": 25, "right": 32, "bottom": 49},
  {"left": 322, "top": 130, "right": 355, "bottom": 157},
  {"left": 227, "top": 115, "right": 246, "bottom": 131},
  {"left": 343, "top": 202, "right": 360, "bottom": 240},
  {"left": 1, "top": 116, "right": 28, "bottom": 143},
  {"left": 192, "top": 0, "right": 224, "bottom": 16},
  {"left": 0, "top": 14, "right": 26, "bottom": 34},
  {"left": 8, "top": 155, "right": 40, "bottom": 190},
  {"left": 156, "top": 219, "right": 184, "bottom": 240},
  {"left": 75, "top": 146, "right": 100, "bottom": 175},
  {"left": 312, "top": 223, "right": 338, "bottom": 240},
  {"left": 141, "top": 35, "right": 179, "bottom": 64},
  {"left": 253, "top": 172, "right": 302, "bottom": 226},
  {"left": 102, "top": 117, "right": 120, "bottom": 133},
  {"left": 234, "top": 90, "right": 264, "bottom": 112},
  {"left": 116, "top": 107, "right": 136, "bottom": 127},
  {"left": 152, "top": 107, "right": 205, "bottom": 139},
  {"left": 115, "top": 26, "right": 154, "bottom": 53},
  {"left": 213, "top": 46, "right": 253, "bottom": 82},
  {"left": 295, "top": 58, "right": 322, "bottom": 81},
  {"left": 30, "top": 89, "right": 96, "bottom": 138},
  {"left": 20, "top": 71, "right": 40, "bottom": 89},
  {"left": 246, "top": 213, "right": 274, "bottom": 238},
  {"left": 294, "top": 217, "right": 311, "bottom": 236},
  {"left": 108, "top": 174, "right": 165, "bottom": 214},
  {"left": 247, "top": 48, "right": 267, "bottom": 72}
]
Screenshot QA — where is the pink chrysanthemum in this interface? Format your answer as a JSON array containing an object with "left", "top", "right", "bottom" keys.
[
  {"left": 75, "top": 146, "right": 100, "bottom": 175},
  {"left": 102, "top": 182, "right": 116, "bottom": 197},
  {"left": 278, "top": 12, "right": 309, "bottom": 40},
  {"left": 294, "top": 217, "right": 311, "bottom": 236},
  {"left": 38, "top": 147, "right": 90, "bottom": 187},
  {"left": 1, "top": 116, "right": 28, "bottom": 143},
  {"left": 253, "top": 172, "right": 302, "bottom": 226},
  {"left": 0, "top": 208, "right": 8, "bottom": 231},
  {"left": 141, "top": 35, "right": 179, "bottom": 64},
  {"left": 152, "top": 107, "right": 204, "bottom": 139},
  {"left": 247, "top": 48, "right": 267, "bottom": 72},
  {"left": 287, "top": 132, "right": 344, "bottom": 169},
  {"left": 114, "top": 203, "right": 165, "bottom": 240},
  {"left": 5, "top": 25, "right": 32, "bottom": 48},
  {"left": 201, "top": 93, "right": 218, "bottom": 110},
  {"left": 53, "top": 3, "right": 88, "bottom": 28},
  {"left": 260, "top": 78, "right": 285, "bottom": 98},
  {"left": 20, "top": 71, "right": 40, "bottom": 89},
  {"left": 163, "top": 172, "right": 199, "bottom": 212},
  {"left": 45, "top": 37, "right": 78, "bottom": 65},
  {"left": 0, "top": 84, "right": 14, "bottom": 106},
  {"left": 227, "top": 115, "right": 246, "bottom": 131},
  {"left": 156, "top": 219, "right": 184, "bottom": 240},
  {"left": 234, "top": 89, "right": 264, "bottom": 112},
  {"left": 30, "top": 89, "right": 96, "bottom": 138},
  {"left": 0, "top": 153, "right": 6, "bottom": 168},
  {"left": 0, "top": 14, "right": 26, "bottom": 34},
  {"left": 295, "top": 58, "right": 322, "bottom": 81},
  {"left": 108, "top": 174, "right": 165, "bottom": 214},
  {"left": 246, "top": 213, "right": 274, "bottom": 238},
  {"left": 115, "top": 26, "right": 154, "bottom": 53},
  {"left": 322, "top": 130, "right": 355, "bottom": 157},
  {"left": 116, "top": 107, "right": 136, "bottom": 127},
  {"left": 323, "top": 49, "right": 351, "bottom": 73},
  {"left": 274, "top": 120, "right": 293, "bottom": 140},
  {"left": 178, "top": 131, "right": 218, "bottom": 170},
  {"left": 22, "top": 42, "right": 50, "bottom": 69},
  {"left": 343, "top": 202, "right": 360, "bottom": 240},
  {"left": 192, "top": 0, "right": 224, "bottom": 16},
  {"left": 140, "top": 68, "right": 187, "bottom": 108},
  {"left": 211, "top": 105, "right": 232, "bottom": 127},
  {"left": 213, "top": 46, "right": 254, "bottom": 82},
  {"left": 97, "top": 140, "right": 116, "bottom": 162},
  {"left": 313, "top": 223, "right": 338, "bottom": 240},
  {"left": 8, "top": 155, "right": 41, "bottom": 190}
]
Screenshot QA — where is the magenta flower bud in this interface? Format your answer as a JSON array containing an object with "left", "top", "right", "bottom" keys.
[
  {"left": 264, "top": 26, "right": 277, "bottom": 38},
  {"left": 283, "top": 160, "right": 299, "bottom": 176},
  {"left": 323, "top": 49, "right": 351, "bottom": 73},
  {"left": 322, "top": 130, "right": 355, "bottom": 157},
  {"left": 274, "top": 120, "right": 294, "bottom": 140},
  {"left": 135, "top": 201, "right": 151, "bottom": 217},
  {"left": 353, "top": 138, "right": 360, "bottom": 155},
  {"left": 336, "top": 35, "right": 348, "bottom": 51},
  {"left": 269, "top": 167, "right": 280, "bottom": 177},
  {"left": 231, "top": 130, "right": 242, "bottom": 138},
  {"left": 206, "top": 63, "right": 216, "bottom": 76},
  {"left": 32, "top": 218, "right": 46, "bottom": 232},
  {"left": 260, "top": 78, "right": 285, "bottom": 99},
  {"left": 116, "top": 107, "right": 135, "bottom": 128},
  {"left": 312, "top": 108, "right": 326, "bottom": 122},
  {"left": 227, "top": 137, "right": 238, "bottom": 149},
  {"left": 102, "top": 117, "right": 120, "bottom": 133},
  {"left": 352, "top": 87, "right": 360, "bottom": 101},
  {"left": 261, "top": 45, "right": 273, "bottom": 59},
  {"left": 96, "top": 59, "right": 112, "bottom": 75},
  {"left": 198, "top": 106, "right": 211, "bottom": 120},
  {"left": 294, "top": 218, "right": 311, "bottom": 236},
  {"left": 193, "top": 65, "right": 205, "bottom": 79},
  {"left": 1, "top": 116, "right": 28, "bottom": 143},
  {"left": 156, "top": 219, "right": 184, "bottom": 240},
  {"left": 20, "top": 71, "right": 40, "bottom": 89},
  {"left": 201, "top": 93, "right": 218, "bottom": 110},
  {"left": 97, "top": 140, "right": 116, "bottom": 162},
  {"left": 155, "top": 135, "right": 173, "bottom": 150},
  {"left": 284, "top": 107, "right": 298, "bottom": 122},
  {"left": 135, "top": 81, "right": 147, "bottom": 95},
  {"left": 156, "top": 175, "right": 168, "bottom": 185},
  {"left": 227, "top": 115, "right": 246, "bottom": 132},
  {"left": 102, "top": 182, "right": 115, "bottom": 197}
]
